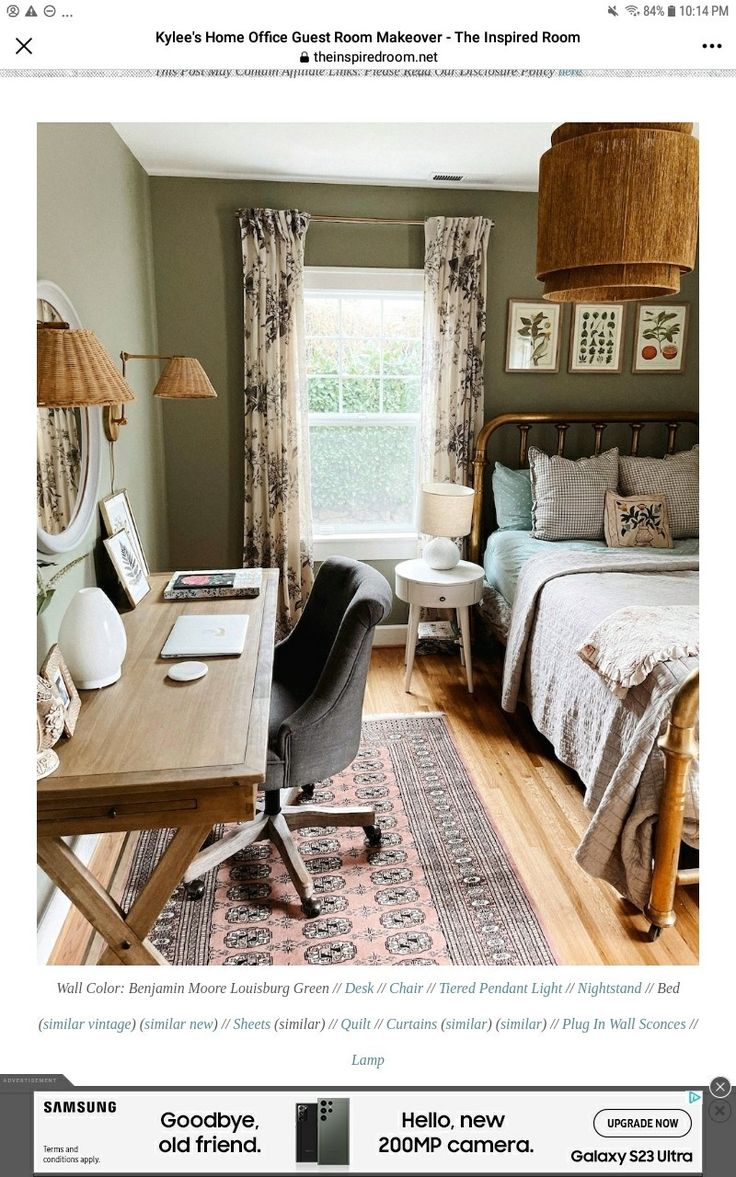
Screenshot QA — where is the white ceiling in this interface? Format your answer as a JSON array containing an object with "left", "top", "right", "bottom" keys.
[{"left": 112, "top": 123, "right": 559, "bottom": 191}]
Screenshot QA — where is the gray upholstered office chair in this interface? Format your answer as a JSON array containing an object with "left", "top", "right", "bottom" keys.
[{"left": 183, "top": 557, "right": 392, "bottom": 917}]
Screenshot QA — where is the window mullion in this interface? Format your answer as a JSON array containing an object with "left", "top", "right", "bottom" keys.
[
  {"left": 336, "top": 296, "right": 342, "bottom": 416},
  {"left": 378, "top": 296, "right": 384, "bottom": 415}
]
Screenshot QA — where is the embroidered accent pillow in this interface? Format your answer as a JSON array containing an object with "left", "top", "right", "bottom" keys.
[
  {"left": 618, "top": 446, "right": 699, "bottom": 539},
  {"left": 604, "top": 492, "right": 673, "bottom": 549},
  {"left": 529, "top": 446, "right": 619, "bottom": 540},
  {"left": 492, "top": 463, "right": 533, "bottom": 530}
]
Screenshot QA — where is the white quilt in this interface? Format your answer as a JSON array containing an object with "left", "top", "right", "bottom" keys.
[{"left": 501, "top": 550, "right": 699, "bottom": 910}]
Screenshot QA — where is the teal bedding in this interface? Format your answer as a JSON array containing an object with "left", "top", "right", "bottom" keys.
[{"left": 483, "top": 530, "right": 700, "bottom": 606}]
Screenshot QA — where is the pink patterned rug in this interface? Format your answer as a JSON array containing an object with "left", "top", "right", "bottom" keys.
[{"left": 120, "top": 714, "right": 555, "bottom": 966}]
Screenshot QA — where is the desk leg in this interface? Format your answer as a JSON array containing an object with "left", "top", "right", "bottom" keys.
[
  {"left": 458, "top": 606, "right": 474, "bottom": 694},
  {"left": 38, "top": 837, "right": 167, "bottom": 966},
  {"left": 97, "top": 822, "right": 213, "bottom": 966},
  {"left": 38, "top": 821, "right": 213, "bottom": 966},
  {"left": 404, "top": 603, "right": 420, "bottom": 693}
]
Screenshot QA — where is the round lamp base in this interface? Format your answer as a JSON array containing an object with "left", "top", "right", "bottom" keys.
[
  {"left": 423, "top": 536, "right": 460, "bottom": 570},
  {"left": 76, "top": 669, "right": 122, "bottom": 690}
]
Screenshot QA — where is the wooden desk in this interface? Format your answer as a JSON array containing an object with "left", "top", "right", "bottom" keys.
[{"left": 37, "top": 571, "right": 278, "bottom": 965}]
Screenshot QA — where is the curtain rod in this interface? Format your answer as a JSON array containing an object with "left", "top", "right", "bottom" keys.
[{"left": 309, "top": 214, "right": 495, "bottom": 228}]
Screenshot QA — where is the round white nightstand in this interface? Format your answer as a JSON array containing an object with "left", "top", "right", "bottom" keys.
[{"left": 395, "top": 558, "right": 485, "bottom": 694}]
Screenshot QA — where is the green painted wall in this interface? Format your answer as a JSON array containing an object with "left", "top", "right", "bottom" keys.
[
  {"left": 149, "top": 176, "right": 697, "bottom": 621},
  {"left": 37, "top": 123, "right": 169, "bottom": 924},
  {"left": 37, "top": 123, "right": 169, "bottom": 656}
]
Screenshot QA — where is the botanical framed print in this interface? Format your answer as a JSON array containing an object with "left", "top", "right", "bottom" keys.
[
  {"left": 104, "top": 529, "right": 151, "bottom": 606},
  {"left": 569, "top": 303, "right": 626, "bottom": 372},
  {"left": 632, "top": 303, "right": 689, "bottom": 373},
  {"left": 100, "top": 489, "right": 149, "bottom": 576},
  {"left": 40, "top": 643, "right": 80, "bottom": 737},
  {"left": 505, "top": 300, "right": 561, "bottom": 372}
]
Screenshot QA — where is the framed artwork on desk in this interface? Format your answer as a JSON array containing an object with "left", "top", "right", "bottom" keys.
[
  {"left": 104, "top": 529, "right": 151, "bottom": 606},
  {"left": 100, "top": 489, "right": 149, "bottom": 576}
]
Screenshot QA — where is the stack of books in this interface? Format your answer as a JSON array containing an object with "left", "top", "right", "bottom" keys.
[{"left": 162, "top": 569, "right": 262, "bottom": 600}]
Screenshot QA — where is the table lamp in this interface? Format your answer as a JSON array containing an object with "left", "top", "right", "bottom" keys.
[{"left": 419, "top": 483, "right": 475, "bottom": 570}]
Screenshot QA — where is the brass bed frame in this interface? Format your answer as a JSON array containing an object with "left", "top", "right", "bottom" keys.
[{"left": 468, "top": 411, "right": 699, "bottom": 941}]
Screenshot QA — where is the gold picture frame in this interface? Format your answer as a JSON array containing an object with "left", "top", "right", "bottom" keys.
[
  {"left": 100, "top": 489, "right": 150, "bottom": 576},
  {"left": 632, "top": 303, "right": 689, "bottom": 374},
  {"left": 104, "top": 529, "right": 151, "bottom": 607},
  {"left": 568, "top": 303, "right": 626, "bottom": 373},
  {"left": 40, "top": 643, "right": 80, "bottom": 738},
  {"left": 505, "top": 299, "right": 562, "bottom": 373}
]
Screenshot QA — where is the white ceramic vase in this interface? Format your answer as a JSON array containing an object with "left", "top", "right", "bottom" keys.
[{"left": 59, "top": 587, "right": 127, "bottom": 689}]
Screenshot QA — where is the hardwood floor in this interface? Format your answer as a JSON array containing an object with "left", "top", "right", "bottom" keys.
[
  {"left": 365, "top": 646, "right": 698, "bottom": 967},
  {"left": 48, "top": 643, "right": 698, "bottom": 967}
]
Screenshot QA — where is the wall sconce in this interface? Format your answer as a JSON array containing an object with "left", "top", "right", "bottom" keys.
[
  {"left": 37, "top": 323, "right": 135, "bottom": 408},
  {"left": 103, "top": 352, "right": 217, "bottom": 442},
  {"left": 536, "top": 122, "right": 699, "bottom": 302}
]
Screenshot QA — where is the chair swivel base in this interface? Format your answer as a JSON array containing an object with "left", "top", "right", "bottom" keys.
[{"left": 182, "top": 794, "right": 382, "bottom": 917}]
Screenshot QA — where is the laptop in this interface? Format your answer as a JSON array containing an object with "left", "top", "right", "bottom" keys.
[{"left": 160, "top": 613, "right": 249, "bottom": 658}]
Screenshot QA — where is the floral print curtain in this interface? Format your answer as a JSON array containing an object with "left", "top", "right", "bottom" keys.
[
  {"left": 37, "top": 407, "right": 82, "bottom": 535},
  {"left": 421, "top": 216, "right": 492, "bottom": 487},
  {"left": 238, "top": 208, "right": 314, "bottom": 636}
]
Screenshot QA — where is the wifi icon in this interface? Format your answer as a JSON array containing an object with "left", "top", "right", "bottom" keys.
[{"left": 626, "top": 4, "right": 640, "bottom": 12}]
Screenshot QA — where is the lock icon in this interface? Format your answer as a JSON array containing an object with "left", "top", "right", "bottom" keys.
[{"left": 299, "top": 51, "right": 310, "bottom": 63}]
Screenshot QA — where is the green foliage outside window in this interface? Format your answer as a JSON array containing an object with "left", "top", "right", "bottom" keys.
[
  {"left": 310, "top": 425, "right": 419, "bottom": 531},
  {"left": 306, "top": 290, "right": 423, "bottom": 532}
]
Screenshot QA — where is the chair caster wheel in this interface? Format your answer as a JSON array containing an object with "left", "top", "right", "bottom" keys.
[
  {"left": 301, "top": 897, "right": 321, "bottom": 918},
  {"left": 648, "top": 924, "right": 662, "bottom": 941},
  {"left": 300, "top": 783, "right": 315, "bottom": 801},
  {"left": 363, "top": 825, "right": 382, "bottom": 847},
  {"left": 185, "top": 879, "right": 205, "bottom": 901}
]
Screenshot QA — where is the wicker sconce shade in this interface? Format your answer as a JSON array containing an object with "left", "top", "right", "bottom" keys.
[
  {"left": 37, "top": 327, "right": 135, "bottom": 408},
  {"left": 153, "top": 356, "right": 218, "bottom": 400},
  {"left": 104, "top": 351, "right": 218, "bottom": 441},
  {"left": 536, "top": 122, "right": 699, "bottom": 302}
]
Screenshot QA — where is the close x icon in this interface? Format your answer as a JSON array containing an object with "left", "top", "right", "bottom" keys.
[{"left": 15, "top": 35, "right": 32, "bottom": 52}]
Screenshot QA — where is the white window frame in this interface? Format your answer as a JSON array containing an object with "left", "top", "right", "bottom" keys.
[{"left": 304, "top": 267, "right": 424, "bottom": 562}]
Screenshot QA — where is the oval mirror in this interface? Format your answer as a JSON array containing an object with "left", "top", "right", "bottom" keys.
[{"left": 37, "top": 280, "right": 102, "bottom": 554}]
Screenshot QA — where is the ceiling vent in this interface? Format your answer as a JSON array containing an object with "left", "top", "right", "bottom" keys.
[{"left": 432, "top": 173, "right": 464, "bottom": 183}]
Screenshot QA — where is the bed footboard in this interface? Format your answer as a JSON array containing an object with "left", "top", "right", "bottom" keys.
[{"left": 645, "top": 669, "right": 699, "bottom": 940}]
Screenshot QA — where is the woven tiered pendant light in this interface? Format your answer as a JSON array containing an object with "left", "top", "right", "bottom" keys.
[
  {"left": 536, "top": 123, "right": 699, "bottom": 302},
  {"left": 37, "top": 325, "right": 135, "bottom": 408}
]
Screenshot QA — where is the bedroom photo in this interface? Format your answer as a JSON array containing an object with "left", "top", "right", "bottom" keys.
[{"left": 36, "top": 121, "right": 699, "bottom": 969}]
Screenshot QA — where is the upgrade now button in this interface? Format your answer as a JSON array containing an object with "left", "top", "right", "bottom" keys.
[{"left": 594, "top": 1109, "right": 692, "bottom": 1138}]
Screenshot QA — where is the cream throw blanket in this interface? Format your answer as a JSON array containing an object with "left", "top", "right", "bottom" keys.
[{"left": 578, "top": 605, "right": 699, "bottom": 697}]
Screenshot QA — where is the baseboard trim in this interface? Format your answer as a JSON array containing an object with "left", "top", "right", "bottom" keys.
[
  {"left": 37, "top": 833, "right": 99, "bottom": 964},
  {"left": 374, "top": 624, "right": 407, "bottom": 647}
]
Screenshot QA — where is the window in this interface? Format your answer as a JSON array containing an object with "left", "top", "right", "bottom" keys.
[{"left": 305, "top": 267, "right": 423, "bottom": 559}]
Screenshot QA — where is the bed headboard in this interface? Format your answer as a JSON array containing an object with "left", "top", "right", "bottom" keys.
[{"left": 468, "top": 409, "right": 698, "bottom": 566}]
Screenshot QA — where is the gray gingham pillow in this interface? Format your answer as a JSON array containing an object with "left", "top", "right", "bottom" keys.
[
  {"left": 618, "top": 446, "right": 698, "bottom": 539},
  {"left": 529, "top": 446, "right": 619, "bottom": 540}
]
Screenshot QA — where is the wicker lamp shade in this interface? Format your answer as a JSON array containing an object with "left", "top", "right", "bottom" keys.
[
  {"left": 536, "top": 123, "right": 699, "bottom": 302},
  {"left": 152, "top": 356, "right": 217, "bottom": 399},
  {"left": 37, "top": 327, "right": 135, "bottom": 408}
]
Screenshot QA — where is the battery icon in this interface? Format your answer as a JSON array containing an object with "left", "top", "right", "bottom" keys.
[{"left": 667, "top": 4, "right": 676, "bottom": 13}]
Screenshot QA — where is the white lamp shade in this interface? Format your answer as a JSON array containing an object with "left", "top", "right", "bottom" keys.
[
  {"left": 418, "top": 483, "right": 475, "bottom": 538},
  {"left": 59, "top": 587, "right": 127, "bottom": 689}
]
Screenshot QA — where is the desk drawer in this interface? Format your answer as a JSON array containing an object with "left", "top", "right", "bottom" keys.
[
  {"left": 37, "top": 783, "right": 256, "bottom": 838},
  {"left": 395, "top": 575, "right": 483, "bottom": 609}
]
